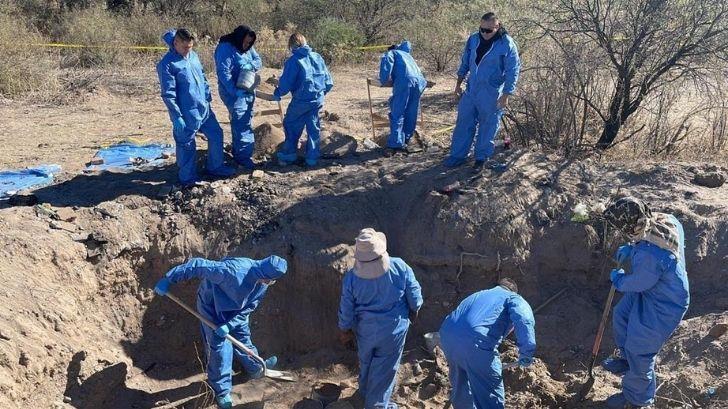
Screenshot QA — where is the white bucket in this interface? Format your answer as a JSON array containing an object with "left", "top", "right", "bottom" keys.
[{"left": 237, "top": 69, "right": 261, "bottom": 92}]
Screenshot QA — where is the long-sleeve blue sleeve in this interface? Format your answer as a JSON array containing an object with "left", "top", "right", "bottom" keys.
[
  {"left": 215, "top": 50, "right": 238, "bottom": 98},
  {"left": 338, "top": 274, "right": 356, "bottom": 330},
  {"left": 165, "top": 257, "right": 229, "bottom": 285},
  {"left": 405, "top": 265, "right": 423, "bottom": 312},
  {"left": 273, "top": 58, "right": 299, "bottom": 99},
  {"left": 157, "top": 61, "right": 183, "bottom": 122},
  {"left": 614, "top": 249, "right": 662, "bottom": 293},
  {"left": 456, "top": 37, "right": 472, "bottom": 79},
  {"left": 379, "top": 52, "right": 394, "bottom": 85},
  {"left": 502, "top": 38, "right": 521, "bottom": 95},
  {"left": 249, "top": 47, "right": 262, "bottom": 71},
  {"left": 507, "top": 295, "right": 536, "bottom": 359}
]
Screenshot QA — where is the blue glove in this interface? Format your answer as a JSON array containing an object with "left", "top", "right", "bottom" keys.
[
  {"left": 271, "top": 90, "right": 282, "bottom": 101},
  {"left": 172, "top": 117, "right": 186, "bottom": 135},
  {"left": 215, "top": 323, "right": 230, "bottom": 338},
  {"left": 154, "top": 277, "right": 171, "bottom": 296},
  {"left": 242, "top": 63, "right": 253, "bottom": 71},
  {"left": 518, "top": 356, "right": 534, "bottom": 368},
  {"left": 610, "top": 268, "right": 626, "bottom": 284},
  {"left": 615, "top": 245, "right": 632, "bottom": 264}
]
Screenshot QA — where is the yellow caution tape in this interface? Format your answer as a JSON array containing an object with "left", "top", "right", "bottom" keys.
[
  {"left": 26, "top": 42, "right": 167, "bottom": 51},
  {"left": 18, "top": 42, "right": 392, "bottom": 52}
]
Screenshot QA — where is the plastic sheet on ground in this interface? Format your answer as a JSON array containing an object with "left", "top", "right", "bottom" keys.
[
  {"left": 0, "top": 165, "right": 61, "bottom": 199},
  {"left": 87, "top": 141, "right": 174, "bottom": 171}
]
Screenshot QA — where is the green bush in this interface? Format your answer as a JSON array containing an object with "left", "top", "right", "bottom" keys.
[{"left": 310, "top": 17, "right": 365, "bottom": 65}]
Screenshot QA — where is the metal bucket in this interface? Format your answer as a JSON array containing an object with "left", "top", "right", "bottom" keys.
[{"left": 236, "top": 69, "right": 260, "bottom": 92}]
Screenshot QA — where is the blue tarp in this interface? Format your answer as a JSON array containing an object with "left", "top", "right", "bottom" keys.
[
  {"left": 0, "top": 165, "right": 61, "bottom": 199},
  {"left": 87, "top": 142, "right": 174, "bottom": 171}
]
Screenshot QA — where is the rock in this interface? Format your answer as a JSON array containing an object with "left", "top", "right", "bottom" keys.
[
  {"left": 160, "top": 152, "right": 172, "bottom": 159},
  {"left": 692, "top": 171, "right": 725, "bottom": 188},
  {"left": 419, "top": 383, "right": 438, "bottom": 400},
  {"left": 55, "top": 207, "right": 77, "bottom": 222},
  {"left": 8, "top": 190, "right": 38, "bottom": 206},
  {"left": 71, "top": 233, "right": 91, "bottom": 242},
  {"left": 63, "top": 396, "right": 72, "bottom": 403},
  {"left": 251, "top": 170, "right": 266, "bottom": 179},
  {"left": 0, "top": 330, "right": 9, "bottom": 341},
  {"left": 413, "top": 361, "right": 423, "bottom": 376},
  {"left": 50, "top": 220, "right": 77, "bottom": 232},
  {"left": 86, "top": 156, "right": 104, "bottom": 166},
  {"left": 253, "top": 123, "right": 285, "bottom": 158},
  {"left": 708, "top": 323, "right": 728, "bottom": 339},
  {"left": 361, "top": 138, "right": 379, "bottom": 150},
  {"left": 34, "top": 203, "right": 58, "bottom": 219},
  {"left": 19, "top": 351, "right": 30, "bottom": 367}
]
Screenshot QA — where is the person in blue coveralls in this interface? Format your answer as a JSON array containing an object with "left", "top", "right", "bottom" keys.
[
  {"left": 154, "top": 255, "right": 287, "bottom": 409},
  {"left": 439, "top": 278, "right": 536, "bottom": 409},
  {"left": 157, "top": 28, "right": 236, "bottom": 186},
  {"left": 601, "top": 197, "right": 690, "bottom": 408},
  {"left": 338, "top": 228, "right": 423, "bottom": 409},
  {"left": 214, "top": 25, "right": 263, "bottom": 170},
  {"left": 444, "top": 12, "right": 520, "bottom": 172},
  {"left": 378, "top": 40, "right": 427, "bottom": 156},
  {"left": 272, "top": 33, "right": 334, "bottom": 167}
]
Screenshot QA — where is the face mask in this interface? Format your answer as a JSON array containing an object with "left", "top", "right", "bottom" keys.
[{"left": 480, "top": 27, "right": 495, "bottom": 34}]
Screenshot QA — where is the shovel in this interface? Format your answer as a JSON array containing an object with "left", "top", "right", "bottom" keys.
[
  {"left": 571, "top": 284, "right": 617, "bottom": 405},
  {"left": 164, "top": 292, "right": 296, "bottom": 382}
]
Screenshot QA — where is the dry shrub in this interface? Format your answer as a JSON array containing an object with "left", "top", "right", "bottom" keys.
[
  {"left": 0, "top": 15, "right": 60, "bottom": 98},
  {"left": 255, "top": 24, "right": 297, "bottom": 69}
]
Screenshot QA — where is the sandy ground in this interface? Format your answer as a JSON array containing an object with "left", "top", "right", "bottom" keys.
[{"left": 0, "top": 67, "right": 726, "bottom": 409}]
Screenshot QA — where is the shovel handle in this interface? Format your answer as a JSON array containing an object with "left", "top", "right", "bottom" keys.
[
  {"left": 164, "top": 293, "right": 267, "bottom": 372},
  {"left": 591, "top": 285, "right": 617, "bottom": 356}
]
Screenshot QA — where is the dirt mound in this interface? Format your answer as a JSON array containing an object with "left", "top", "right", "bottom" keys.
[
  {"left": 1, "top": 150, "right": 726, "bottom": 408},
  {"left": 254, "top": 122, "right": 285, "bottom": 159}
]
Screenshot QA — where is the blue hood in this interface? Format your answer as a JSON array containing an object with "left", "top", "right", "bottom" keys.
[
  {"left": 162, "top": 29, "right": 176, "bottom": 49},
  {"left": 396, "top": 40, "right": 412, "bottom": 53},
  {"left": 254, "top": 255, "right": 288, "bottom": 280},
  {"left": 292, "top": 45, "right": 312, "bottom": 57}
]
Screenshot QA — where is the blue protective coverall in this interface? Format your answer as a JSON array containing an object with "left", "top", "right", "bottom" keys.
[
  {"left": 214, "top": 41, "right": 262, "bottom": 166},
  {"left": 378, "top": 41, "right": 427, "bottom": 149},
  {"left": 439, "top": 286, "right": 536, "bottom": 409},
  {"left": 611, "top": 215, "right": 689, "bottom": 407},
  {"left": 446, "top": 30, "right": 520, "bottom": 165},
  {"left": 338, "top": 257, "right": 423, "bottom": 409},
  {"left": 157, "top": 30, "right": 227, "bottom": 184},
  {"left": 274, "top": 45, "right": 334, "bottom": 166},
  {"left": 164, "top": 256, "right": 287, "bottom": 397}
]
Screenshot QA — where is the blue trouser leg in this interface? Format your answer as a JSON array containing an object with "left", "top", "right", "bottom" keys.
[
  {"left": 357, "top": 319, "right": 408, "bottom": 409},
  {"left": 197, "top": 111, "right": 227, "bottom": 173},
  {"left": 440, "top": 328, "right": 504, "bottom": 409},
  {"left": 304, "top": 105, "right": 323, "bottom": 162},
  {"left": 473, "top": 106, "right": 502, "bottom": 161},
  {"left": 279, "top": 102, "right": 308, "bottom": 162},
  {"left": 229, "top": 95, "right": 255, "bottom": 164},
  {"left": 448, "top": 93, "right": 478, "bottom": 161},
  {"left": 228, "top": 315, "right": 263, "bottom": 375},
  {"left": 613, "top": 293, "right": 635, "bottom": 354},
  {"left": 387, "top": 86, "right": 409, "bottom": 148},
  {"left": 402, "top": 86, "right": 422, "bottom": 144},
  {"left": 173, "top": 125, "right": 198, "bottom": 185},
  {"left": 201, "top": 323, "right": 233, "bottom": 397},
  {"left": 622, "top": 348, "right": 657, "bottom": 406}
]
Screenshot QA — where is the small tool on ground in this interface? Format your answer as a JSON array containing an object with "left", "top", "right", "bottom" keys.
[{"left": 164, "top": 292, "right": 296, "bottom": 382}]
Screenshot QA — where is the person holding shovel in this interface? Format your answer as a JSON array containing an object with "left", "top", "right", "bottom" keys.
[
  {"left": 338, "top": 228, "right": 423, "bottom": 409},
  {"left": 601, "top": 197, "right": 690, "bottom": 409},
  {"left": 154, "top": 255, "right": 287, "bottom": 409},
  {"left": 378, "top": 40, "right": 427, "bottom": 156},
  {"left": 438, "top": 278, "right": 536, "bottom": 409}
]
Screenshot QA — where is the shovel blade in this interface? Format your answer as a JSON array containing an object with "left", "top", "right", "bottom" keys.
[
  {"left": 264, "top": 368, "right": 296, "bottom": 382},
  {"left": 570, "top": 376, "right": 595, "bottom": 407}
]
